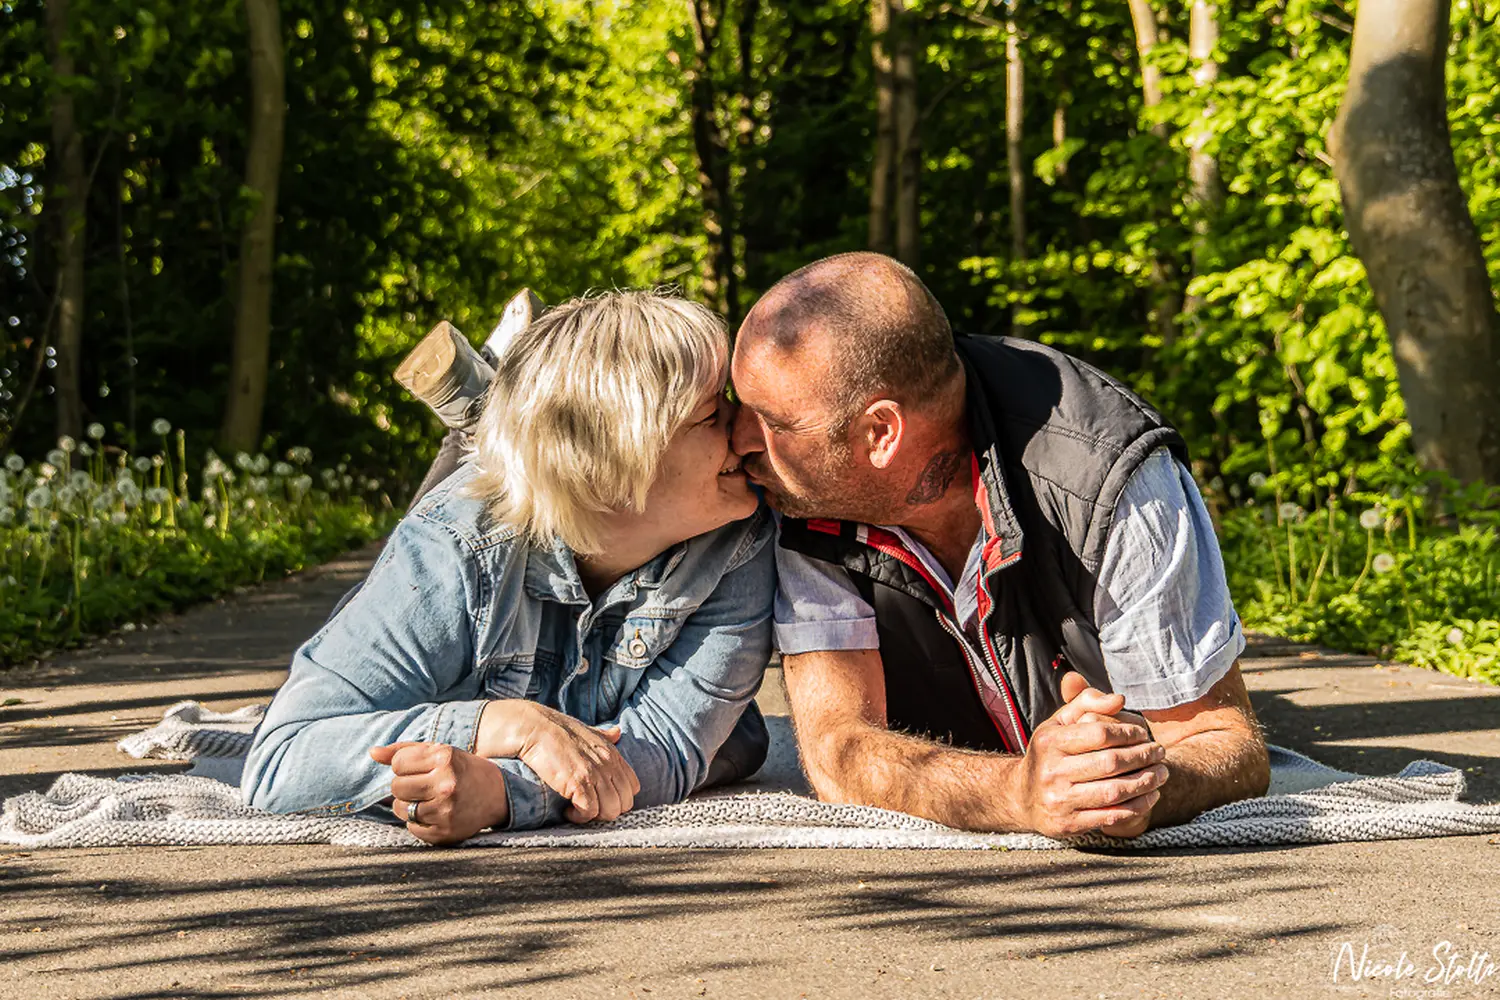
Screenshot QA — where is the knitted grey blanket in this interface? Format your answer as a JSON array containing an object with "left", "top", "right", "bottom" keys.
[{"left": 3, "top": 701, "right": 1498, "bottom": 850}]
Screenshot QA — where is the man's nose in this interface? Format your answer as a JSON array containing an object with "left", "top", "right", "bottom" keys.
[{"left": 730, "top": 404, "right": 764, "bottom": 457}]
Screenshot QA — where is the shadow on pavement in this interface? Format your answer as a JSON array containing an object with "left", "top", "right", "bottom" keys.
[{"left": 0, "top": 848, "right": 1349, "bottom": 997}]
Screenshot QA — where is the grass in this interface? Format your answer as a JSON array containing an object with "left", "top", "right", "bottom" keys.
[{"left": 0, "top": 422, "right": 400, "bottom": 666}]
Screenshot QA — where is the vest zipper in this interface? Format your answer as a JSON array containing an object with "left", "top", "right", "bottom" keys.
[
  {"left": 931, "top": 608, "right": 1023, "bottom": 755},
  {"left": 977, "top": 621, "right": 1030, "bottom": 752}
]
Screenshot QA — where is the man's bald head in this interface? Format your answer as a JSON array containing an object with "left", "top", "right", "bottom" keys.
[{"left": 737, "top": 252, "right": 961, "bottom": 435}]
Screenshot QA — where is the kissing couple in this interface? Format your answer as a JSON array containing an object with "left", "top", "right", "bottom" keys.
[{"left": 242, "top": 252, "right": 1269, "bottom": 844}]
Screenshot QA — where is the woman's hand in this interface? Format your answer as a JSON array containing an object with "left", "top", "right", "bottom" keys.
[
  {"left": 476, "top": 700, "right": 641, "bottom": 824},
  {"left": 368, "top": 741, "right": 510, "bottom": 846}
]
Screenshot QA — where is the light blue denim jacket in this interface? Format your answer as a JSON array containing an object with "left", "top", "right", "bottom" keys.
[{"left": 241, "top": 463, "right": 776, "bottom": 830}]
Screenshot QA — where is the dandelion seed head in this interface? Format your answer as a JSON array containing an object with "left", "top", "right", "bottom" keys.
[
  {"left": 4, "top": 455, "right": 23, "bottom": 473},
  {"left": 57, "top": 435, "right": 75, "bottom": 453},
  {"left": 86, "top": 422, "right": 106, "bottom": 440},
  {"left": 1359, "top": 509, "right": 1382, "bottom": 531},
  {"left": 1248, "top": 472, "right": 1268, "bottom": 489},
  {"left": 46, "top": 449, "right": 66, "bottom": 468},
  {"left": 1447, "top": 627, "right": 1465, "bottom": 646},
  {"left": 151, "top": 418, "right": 171, "bottom": 436},
  {"left": 110, "top": 510, "right": 129, "bottom": 525},
  {"left": 24, "top": 486, "right": 52, "bottom": 509},
  {"left": 1372, "top": 553, "right": 1396, "bottom": 574},
  {"left": 133, "top": 457, "right": 151, "bottom": 473}
]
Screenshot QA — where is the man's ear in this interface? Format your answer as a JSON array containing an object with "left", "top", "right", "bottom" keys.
[{"left": 863, "top": 399, "right": 905, "bottom": 470}]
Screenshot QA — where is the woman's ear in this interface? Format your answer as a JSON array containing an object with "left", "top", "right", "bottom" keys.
[{"left": 863, "top": 399, "right": 905, "bottom": 470}]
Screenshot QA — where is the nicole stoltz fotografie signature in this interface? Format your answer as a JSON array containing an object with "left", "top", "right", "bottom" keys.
[{"left": 1330, "top": 935, "right": 1498, "bottom": 994}]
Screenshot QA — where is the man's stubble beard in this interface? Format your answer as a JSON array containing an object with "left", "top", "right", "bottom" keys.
[{"left": 748, "top": 453, "right": 900, "bottom": 525}]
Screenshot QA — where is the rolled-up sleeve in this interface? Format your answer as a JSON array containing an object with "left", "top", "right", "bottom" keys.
[
  {"left": 241, "top": 514, "right": 490, "bottom": 815},
  {"left": 772, "top": 536, "right": 880, "bottom": 654},
  {"left": 1095, "top": 449, "right": 1246, "bottom": 711},
  {"left": 605, "top": 525, "right": 776, "bottom": 810}
]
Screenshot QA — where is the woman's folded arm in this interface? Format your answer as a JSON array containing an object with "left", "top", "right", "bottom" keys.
[
  {"left": 607, "top": 525, "right": 776, "bottom": 807},
  {"left": 241, "top": 514, "right": 485, "bottom": 815}
]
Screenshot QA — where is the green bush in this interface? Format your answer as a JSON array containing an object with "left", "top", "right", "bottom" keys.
[
  {"left": 1220, "top": 479, "right": 1500, "bottom": 686},
  {"left": 0, "top": 423, "right": 399, "bottom": 666}
]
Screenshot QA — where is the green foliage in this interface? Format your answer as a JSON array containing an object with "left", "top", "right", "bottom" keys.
[
  {"left": 0, "top": 0, "right": 706, "bottom": 484},
  {"left": 4, "top": 0, "right": 1500, "bottom": 679},
  {"left": 1221, "top": 481, "right": 1500, "bottom": 686},
  {"left": 0, "top": 426, "right": 398, "bottom": 665}
]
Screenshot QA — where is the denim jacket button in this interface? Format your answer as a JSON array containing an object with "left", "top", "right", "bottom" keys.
[
  {"left": 628, "top": 639, "right": 648, "bottom": 658},
  {"left": 575, "top": 657, "right": 590, "bottom": 676}
]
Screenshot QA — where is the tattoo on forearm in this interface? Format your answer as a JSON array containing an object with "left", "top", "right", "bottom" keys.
[{"left": 905, "top": 450, "right": 964, "bottom": 505}]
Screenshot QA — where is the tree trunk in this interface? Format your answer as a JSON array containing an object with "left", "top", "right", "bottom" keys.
[
  {"left": 220, "top": 0, "right": 287, "bottom": 455},
  {"left": 1331, "top": 0, "right": 1500, "bottom": 484},
  {"left": 1006, "top": 5, "right": 1025, "bottom": 262},
  {"left": 1051, "top": 97, "right": 1068, "bottom": 181},
  {"left": 688, "top": 0, "right": 739, "bottom": 324},
  {"left": 736, "top": 0, "right": 760, "bottom": 153},
  {"left": 47, "top": 0, "right": 87, "bottom": 443},
  {"left": 1126, "top": 0, "right": 1166, "bottom": 139},
  {"left": 1184, "top": 0, "right": 1221, "bottom": 316},
  {"left": 1125, "top": 0, "right": 1181, "bottom": 345},
  {"left": 868, "top": 0, "right": 895, "bottom": 255},
  {"left": 892, "top": 0, "right": 920, "bottom": 268}
]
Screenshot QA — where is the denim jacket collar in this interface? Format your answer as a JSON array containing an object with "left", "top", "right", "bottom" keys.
[{"left": 523, "top": 535, "right": 690, "bottom": 607}]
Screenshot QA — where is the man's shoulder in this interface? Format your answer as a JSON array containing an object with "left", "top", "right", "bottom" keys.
[{"left": 957, "top": 335, "right": 1177, "bottom": 448}]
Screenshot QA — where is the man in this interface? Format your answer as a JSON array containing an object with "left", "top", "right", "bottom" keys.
[{"left": 729, "top": 252, "right": 1270, "bottom": 839}]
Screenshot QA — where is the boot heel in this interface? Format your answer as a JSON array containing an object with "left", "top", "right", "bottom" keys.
[{"left": 395, "top": 320, "right": 496, "bottom": 431}]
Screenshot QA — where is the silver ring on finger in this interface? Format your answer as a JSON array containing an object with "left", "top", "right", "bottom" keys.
[{"left": 408, "top": 799, "right": 422, "bottom": 826}]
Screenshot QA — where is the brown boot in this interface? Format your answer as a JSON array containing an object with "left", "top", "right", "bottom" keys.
[{"left": 394, "top": 320, "right": 496, "bottom": 431}]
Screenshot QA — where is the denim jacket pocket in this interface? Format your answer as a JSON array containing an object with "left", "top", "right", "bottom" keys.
[
  {"left": 481, "top": 654, "right": 535, "bottom": 700},
  {"left": 598, "top": 616, "right": 683, "bottom": 710}
]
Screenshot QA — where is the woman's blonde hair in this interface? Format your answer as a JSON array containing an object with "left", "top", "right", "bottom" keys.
[{"left": 466, "top": 289, "right": 729, "bottom": 554}]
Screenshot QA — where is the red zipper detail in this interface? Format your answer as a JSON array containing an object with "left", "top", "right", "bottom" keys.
[
  {"left": 978, "top": 622, "right": 1030, "bottom": 751},
  {"left": 854, "top": 521, "right": 1030, "bottom": 754},
  {"left": 933, "top": 608, "right": 1017, "bottom": 754},
  {"left": 860, "top": 528, "right": 955, "bottom": 615}
]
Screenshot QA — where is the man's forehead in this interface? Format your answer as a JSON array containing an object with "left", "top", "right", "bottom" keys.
[{"left": 733, "top": 335, "right": 810, "bottom": 397}]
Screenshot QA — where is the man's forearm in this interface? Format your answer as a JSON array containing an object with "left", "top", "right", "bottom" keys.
[
  {"left": 1149, "top": 727, "right": 1270, "bottom": 828},
  {"left": 808, "top": 722, "right": 1029, "bottom": 832}
]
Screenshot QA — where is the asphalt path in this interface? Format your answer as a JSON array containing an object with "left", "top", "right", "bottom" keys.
[{"left": 2, "top": 542, "right": 1497, "bottom": 1000}]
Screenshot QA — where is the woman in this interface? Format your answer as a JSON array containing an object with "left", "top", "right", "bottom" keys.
[{"left": 241, "top": 290, "right": 774, "bottom": 845}]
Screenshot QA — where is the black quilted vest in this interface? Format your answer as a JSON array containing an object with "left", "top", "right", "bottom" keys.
[{"left": 778, "top": 335, "right": 1188, "bottom": 754}]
